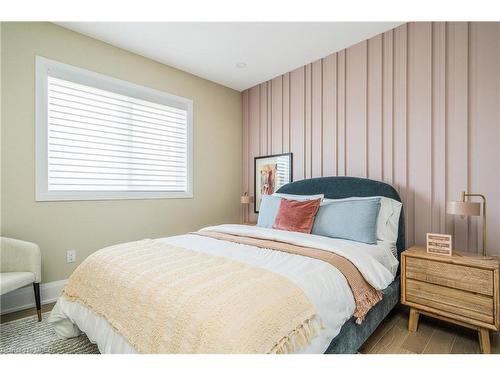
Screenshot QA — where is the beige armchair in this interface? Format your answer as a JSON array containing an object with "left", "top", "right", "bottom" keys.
[{"left": 0, "top": 237, "right": 42, "bottom": 321}]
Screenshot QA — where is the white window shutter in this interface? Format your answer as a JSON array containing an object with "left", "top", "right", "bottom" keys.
[{"left": 36, "top": 57, "right": 193, "bottom": 201}]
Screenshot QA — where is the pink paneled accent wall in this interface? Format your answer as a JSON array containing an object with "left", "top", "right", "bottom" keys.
[{"left": 241, "top": 22, "right": 500, "bottom": 255}]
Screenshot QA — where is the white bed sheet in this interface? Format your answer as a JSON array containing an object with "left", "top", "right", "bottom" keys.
[{"left": 50, "top": 224, "right": 398, "bottom": 354}]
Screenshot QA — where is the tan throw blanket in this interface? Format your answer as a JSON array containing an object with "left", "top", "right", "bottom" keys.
[
  {"left": 61, "top": 239, "right": 322, "bottom": 354},
  {"left": 196, "top": 231, "right": 382, "bottom": 324}
]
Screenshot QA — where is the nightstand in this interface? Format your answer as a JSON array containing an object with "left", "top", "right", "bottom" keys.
[{"left": 401, "top": 246, "right": 500, "bottom": 354}]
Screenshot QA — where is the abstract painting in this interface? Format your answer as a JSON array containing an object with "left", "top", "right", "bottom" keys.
[{"left": 254, "top": 153, "right": 292, "bottom": 213}]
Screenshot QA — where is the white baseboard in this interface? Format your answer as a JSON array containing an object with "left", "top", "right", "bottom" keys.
[{"left": 0, "top": 279, "right": 67, "bottom": 315}]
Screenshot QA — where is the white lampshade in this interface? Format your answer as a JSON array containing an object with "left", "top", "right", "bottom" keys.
[{"left": 446, "top": 201, "right": 481, "bottom": 216}]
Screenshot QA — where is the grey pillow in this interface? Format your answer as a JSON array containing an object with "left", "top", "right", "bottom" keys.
[
  {"left": 312, "top": 197, "right": 381, "bottom": 244},
  {"left": 256, "top": 195, "right": 283, "bottom": 228}
]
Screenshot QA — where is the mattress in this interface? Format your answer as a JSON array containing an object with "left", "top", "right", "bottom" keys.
[{"left": 50, "top": 224, "right": 398, "bottom": 354}]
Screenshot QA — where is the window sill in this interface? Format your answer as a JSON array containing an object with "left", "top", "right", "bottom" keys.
[{"left": 35, "top": 191, "right": 193, "bottom": 202}]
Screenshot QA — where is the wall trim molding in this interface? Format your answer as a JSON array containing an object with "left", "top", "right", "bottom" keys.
[{"left": 0, "top": 279, "right": 67, "bottom": 315}]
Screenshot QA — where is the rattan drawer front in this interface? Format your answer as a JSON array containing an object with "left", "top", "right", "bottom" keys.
[
  {"left": 405, "top": 279, "right": 494, "bottom": 324},
  {"left": 405, "top": 257, "right": 493, "bottom": 296}
]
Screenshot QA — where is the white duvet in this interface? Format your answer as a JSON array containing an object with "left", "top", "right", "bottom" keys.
[{"left": 50, "top": 224, "right": 398, "bottom": 354}]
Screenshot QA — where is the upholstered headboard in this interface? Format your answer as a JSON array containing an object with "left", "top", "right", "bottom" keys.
[{"left": 275, "top": 176, "right": 406, "bottom": 258}]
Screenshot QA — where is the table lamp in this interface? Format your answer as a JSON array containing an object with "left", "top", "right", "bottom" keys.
[
  {"left": 446, "top": 191, "right": 487, "bottom": 256},
  {"left": 240, "top": 192, "right": 253, "bottom": 222}
]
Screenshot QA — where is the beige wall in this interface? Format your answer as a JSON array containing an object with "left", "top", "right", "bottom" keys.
[
  {"left": 0, "top": 23, "right": 2, "bottom": 232},
  {"left": 1, "top": 22, "right": 242, "bottom": 282}
]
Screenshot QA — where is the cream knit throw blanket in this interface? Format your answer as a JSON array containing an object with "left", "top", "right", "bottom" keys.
[
  {"left": 196, "top": 231, "right": 383, "bottom": 324},
  {"left": 61, "top": 239, "right": 321, "bottom": 354}
]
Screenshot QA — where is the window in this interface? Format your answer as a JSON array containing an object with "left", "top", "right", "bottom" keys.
[{"left": 35, "top": 57, "right": 193, "bottom": 201}]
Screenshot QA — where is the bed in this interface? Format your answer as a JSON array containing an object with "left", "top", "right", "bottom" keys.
[
  {"left": 49, "top": 176, "right": 405, "bottom": 354},
  {"left": 274, "top": 176, "right": 405, "bottom": 353}
]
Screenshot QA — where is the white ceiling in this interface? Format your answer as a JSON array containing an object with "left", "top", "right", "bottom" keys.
[{"left": 56, "top": 22, "right": 402, "bottom": 91}]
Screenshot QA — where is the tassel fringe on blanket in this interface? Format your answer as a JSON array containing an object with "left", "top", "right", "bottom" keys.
[{"left": 269, "top": 315, "right": 324, "bottom": 354}]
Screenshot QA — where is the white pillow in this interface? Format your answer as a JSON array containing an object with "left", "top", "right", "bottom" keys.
[
  {"left": 272, "top": 193, "right": 324, "bottom": 201},
  {"left": 322, "top": 196, "right": 402, "bottom": 246}
]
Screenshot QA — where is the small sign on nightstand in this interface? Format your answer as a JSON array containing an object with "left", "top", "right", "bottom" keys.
[{"left": 426, "top": 233, "right": 452, "bottom": 255}]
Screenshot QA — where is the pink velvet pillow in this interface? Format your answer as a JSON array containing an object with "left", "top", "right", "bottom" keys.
[{"left": 272, "top": 198, "right": 321, "bottom": 233}]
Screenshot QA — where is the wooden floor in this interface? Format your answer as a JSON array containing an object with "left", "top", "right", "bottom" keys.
[
  {"left": 0, "top": 302, "right": 56, "bottom": 324},
  {"left": 1, "top": 303, "right": 499, "bottom": 353},
  {"left": 359, "top": 306, "right": 500, "bottom": 354}
]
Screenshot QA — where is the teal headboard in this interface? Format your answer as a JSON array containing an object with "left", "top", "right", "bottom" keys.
[{"left": 275, "top": 176, "right": 406, "bottom": 258}]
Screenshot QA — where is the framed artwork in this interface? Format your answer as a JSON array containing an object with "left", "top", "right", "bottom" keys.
[
  {"left": 426, "top": 233, "right": 452, "bottom": 256},
  {"left": 254, "top": 153, "right": 293, "bottom": 213}
]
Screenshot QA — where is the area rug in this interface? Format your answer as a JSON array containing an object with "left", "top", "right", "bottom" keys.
[{"left": 0, "top": 312, "right": 99, "bottom": 354}]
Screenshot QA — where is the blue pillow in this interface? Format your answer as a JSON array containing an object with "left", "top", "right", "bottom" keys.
[
  {"left": 312, "top": 198, "right": 381, "bottom": 244},
  {"left": 256, "top": 195, "right": 283, "bottom": 228}
]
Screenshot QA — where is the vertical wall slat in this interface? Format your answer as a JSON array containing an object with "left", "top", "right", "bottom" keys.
[
  {"left": 322, "top": 54, "right": 337, "bottom": 177},
  {"left": 248, "top": 86, "right": 260, "bottom": 222},
  {"left": 290, "top": 67, "right": 305, "bottom": 181},
  {"left": 345, "top": 41, "right": 368, "bottom": 177},
  {"left": 432, "top": 22, "right": 447, "bottom": 234},
  {"left": 259, "top": 82, "right": 268, "bottom": 156},
  {"left": 271, "top": 77, "right": 283, "bottom": 154},
  {"left": 393, "top": 24, "right": 408, "bottom": 247},
  {"left": 368, "top": 34, "right": 383, "bottom": 181},
  {"left": 409, "top": 22, "right": 433, "bottom": 246},
  {"left": 268, "top": 81, "right": 272, "bottom": 154},
  {"left": 383, "top": 30, "right": 394, "bottom": 184},
  {"left": 312, "top": 60, "right": 323, "bottom": 177},
  {"left": 337, "top": 50, "right": 346, "bottom": 176},
  {"left": 305, "top": 64, "right": 312, "bottom": 179},
  {"left": 283, "top": 73, "right": 290, "bottom": 153},
  {"left": 405, "top": 23, "right": 416, "bottom": 246},
  {"left": 446, "top": 22, "right": 469, "bottom": 250},
  {"left": 241, "top": 90, "right": 249, "bottom": 222}
]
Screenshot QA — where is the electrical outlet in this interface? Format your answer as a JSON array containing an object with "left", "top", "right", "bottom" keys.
[{"left": 66, "top": 249, "right": 76, "bottom": 263}]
